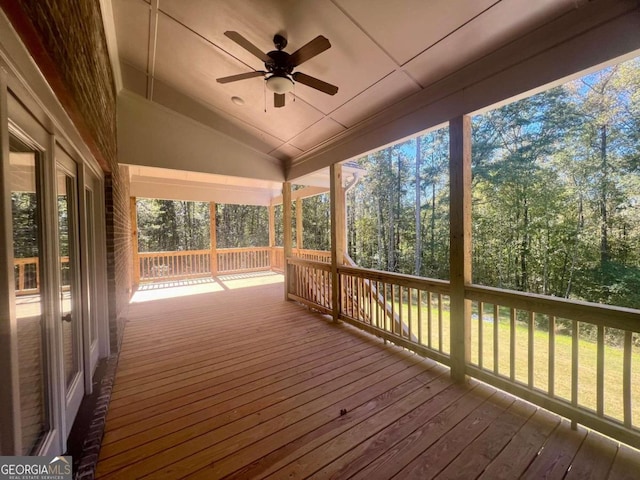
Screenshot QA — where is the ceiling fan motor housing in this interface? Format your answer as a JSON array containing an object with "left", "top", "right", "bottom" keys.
[{"left": 266, "top": 49, "right": 293, "bottom": 77}]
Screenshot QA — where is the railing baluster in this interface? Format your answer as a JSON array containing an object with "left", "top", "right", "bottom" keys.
[
  {"left": 417, "top": 290, "right": 423, "bottom": 346},
  {"left": 510, "top": 308, "right": 516, "bottom": 382},
  {"left": 407, "top": 287, "right": 412, "bottom": 341},
  {"left": 597, "top": 324, "right": 604, "bottom": 416},
  {"left": 528, "top": 311, "right": 534, "bottom": 388},
  {"left": 427, "top": 292, "right": 432, "bottom": 348},
  {"left": 624, "top": 330, "right": 632, "bottom": 427},
  {"left": 494, "top": 304, "right": 499, "bottom": 375},
  {"left": 438, "top": 293, "right": 443, "bottom": 353},
  {"left": 549, "top": 315, "right": 555, "bottom": 397},
  {"left": 571, "top": 319, "right": 579, "bottom": 429},
  {"left": 382, "top": 282, "right": 388, "bottom": 333},
  {"left": 399, "top": 286, "right": 404, "bottom": 338},
  {"left": 478, "top": 301, "right": 484, "bottom": 369}
]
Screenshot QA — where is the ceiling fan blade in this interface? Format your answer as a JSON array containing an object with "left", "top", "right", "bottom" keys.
[
  {"left": 224, "top": 31, "right": 270, "bottom": 63},
  {"left": 274, "top": 93, "right": 285, "bottom": 108},
  {"left": 288, "top": 35, "right": 331, "bottom": 67},
  {"left": 292, "top": 72, "right": 338, "bottom": 95},
  {"left": 216, "top": 71, "right": 265, "bottom": 84}
]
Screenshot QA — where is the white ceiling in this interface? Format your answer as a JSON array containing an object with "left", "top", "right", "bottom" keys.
[{"left": 111, "top": 0, "right": 580, "bottom": 168}]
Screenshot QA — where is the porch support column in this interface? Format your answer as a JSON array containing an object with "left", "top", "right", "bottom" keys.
[
  {"left": 330, "top": 163, "right": 346, "bottom": 322},
  {"left": 283, "top": 182, "right": 293, "bottom": 300},
  {"left": 209, "top": 202, "right": 217, "bottom": 276},
  {"left": 130, "top": 197, "right": 140, "bottom": 286},
  {"left": 449, "top": 115, "right": 472, "bottom": 383},
  {"left": 296, "top": 198, "right": 303, "bottom": 251},
  {"left": 268, "top": 203, "right": 275, "bottom": 270}
]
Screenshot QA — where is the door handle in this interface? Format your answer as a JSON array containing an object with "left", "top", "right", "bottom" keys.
[{"left": 62, "top": 313, "right": 72, "bottom": 323}]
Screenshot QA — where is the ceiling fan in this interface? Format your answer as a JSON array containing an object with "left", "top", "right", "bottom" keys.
[{"left": 217, "top": 31, "right": 339, "bottom": 108}]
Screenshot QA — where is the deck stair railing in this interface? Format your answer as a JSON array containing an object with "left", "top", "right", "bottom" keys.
[
  {"left": 286, "top": 256, "right": 640, "bottom": 450},
  {"left": 343, "top": 253, "right": 415, "bottom": 341}
]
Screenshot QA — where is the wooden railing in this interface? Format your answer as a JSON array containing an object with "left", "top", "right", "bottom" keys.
[
  {"left": 465, "top": 284, "right": 640, "bottom": 448},
  {"left": 286, "top": 258, "right": 640, "bottom": 449},
  {"left": 272, "top": 247, "right": 330, "bottom": 273},
  {"left": 337, "top": 264, "right": 451, "bottom": 366},
  {"left": 14, "top": 257, "right": 69, "bottom": 295},
  {"left": 287, "top": 258, "right": 332, "bottom": 314},
  {"left": 217, "top": 247, "right": 271, "bottom": 274},
  {"left": 294, "top": 248, "right": 331, "bottom": 263},
  {"left": 136, "top": 247, "right": 331, "bottom": 281},
  {"left": 138, "top": 250, "right": 211, "bottom": 282}
]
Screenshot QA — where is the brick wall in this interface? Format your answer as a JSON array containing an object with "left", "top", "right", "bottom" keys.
[
  {"left": 2, "top": 1, "right": 132, "bottom": 350},
  {"left": 105, "top": 166, "right": 132, "bottom": 351}
]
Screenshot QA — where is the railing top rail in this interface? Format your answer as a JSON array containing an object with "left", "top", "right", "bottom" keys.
[
  {"left": 217, "top": 246, "right": 270, "bottom": 253},
  {"left": 138, "top": 249, "right": 210, "bottom": 256},
  {"left": 466, "top": 283, "right": 640, "bottom": 332},
  {"left": 14, "top": 257, "right": 38, "bottom": 264},
  {"left": 338, "top": 264, "right": 450, "bottom": 294},
  {"left": 286, "top": 257, "right": 332, "bottom": 271},
  {"left": 295, "top": 248, "right": 331, "bottom": 255}
]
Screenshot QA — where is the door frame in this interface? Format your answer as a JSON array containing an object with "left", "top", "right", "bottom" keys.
[{"left": 55, "top": 145, "right": 85, "bottom": 438}]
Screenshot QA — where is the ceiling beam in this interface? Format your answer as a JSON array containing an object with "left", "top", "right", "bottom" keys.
[{"left": 271, "top": 185, "right": 330, "bottom": 205}]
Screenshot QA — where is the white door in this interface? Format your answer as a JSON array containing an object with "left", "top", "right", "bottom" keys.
[{"left": 55, "top": 148, "right": 85, "bottom": 437}]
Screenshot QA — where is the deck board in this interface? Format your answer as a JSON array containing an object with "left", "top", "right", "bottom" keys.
[{"left": 95, "top": 274, "right": 640, "bottom": 479}]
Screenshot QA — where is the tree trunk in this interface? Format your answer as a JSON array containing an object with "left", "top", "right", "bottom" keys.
[
  {"left": 520, "top": 196, "right": 529, "bottom": 291},
  {"left": 600, "top": 124, "right": 609, "bottom": 267},
  {"left": 376, "top": 197, "right": 384, "bottom": 270},
  {"left": 387, "top": 150, "right": 396, "bottom": 271},
  {"left": 415, "top": 137, "right": 422, "bottom": 276}
]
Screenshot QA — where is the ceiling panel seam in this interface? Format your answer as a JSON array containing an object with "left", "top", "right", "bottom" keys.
[
  {"left": 158, "top": 9, "right": 257, "bottom": 72},
  {"left": 146, "top": 0, "right": 159, "bottom": 99},
  {"left": 400, "top": 0, "right": 503, "bottom": 71},
  {"left": 328, "top": 0, "right": 402, "bottom": 67}
]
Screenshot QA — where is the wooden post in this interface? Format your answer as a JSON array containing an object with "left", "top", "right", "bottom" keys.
[
  {"left": 296, "top": 197, "right": 303, "bottom": 251},
  {"left": 330, "top": 163, "right": 346, "bottom": 322},
  {"left": 283, "top": 182, "right": 292, "bottom": 300},
  {"left": 268, "top": 203, "right": 275, "bottom": 269},
  {"left": 209, "top": 202, "right": 217, "bottom": 276},
  {"left": 130, "top": 197, "right": 140, "bottom": 286},
  {"left": 449, "top": 115, "right": 472, "bottom": 383}
]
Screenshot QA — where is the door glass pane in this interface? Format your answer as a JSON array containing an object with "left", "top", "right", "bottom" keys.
[
  {"left": 10, "top": 138, "right": 49, "bottom": 454},
  {"left": 57, "top": 170, "right": 79, "bottom": 389}
]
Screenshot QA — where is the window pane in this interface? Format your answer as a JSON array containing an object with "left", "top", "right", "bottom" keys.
[{"left": 10, "top": 138, "right": 49, "bottom": 455}]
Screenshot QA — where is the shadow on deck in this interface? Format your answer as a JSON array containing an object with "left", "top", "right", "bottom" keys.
[{"left": 95, "top": 273, "right": 639, "bottom": 479}]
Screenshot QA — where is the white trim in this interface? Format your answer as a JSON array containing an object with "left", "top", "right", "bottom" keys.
[
  {"left": 0, "top": 66, "right": 21, "bottom": 456},
  {"left": 99, "top": 0, "right": 123, "bottom": 93}
]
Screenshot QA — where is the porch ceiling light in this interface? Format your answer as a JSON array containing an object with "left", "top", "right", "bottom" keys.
[{"left": 266, "top": 74, "right": 294, "bottom": 94}]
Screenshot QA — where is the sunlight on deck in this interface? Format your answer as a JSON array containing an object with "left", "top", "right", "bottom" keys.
[{"left": 130, "top": 272, "right": 283, "bottom": 303}]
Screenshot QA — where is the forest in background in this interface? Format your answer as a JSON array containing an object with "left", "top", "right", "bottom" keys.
[
  {"left": 347, "top": 57, "right": 639, "bottom": 308},
  {"left": 133, "top": 57, "right": 639, "bottom": 308}
]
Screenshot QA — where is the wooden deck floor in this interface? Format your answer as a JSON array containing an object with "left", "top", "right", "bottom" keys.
[{"left": 95, "top": 272, "right": 639, "bottom": 479}]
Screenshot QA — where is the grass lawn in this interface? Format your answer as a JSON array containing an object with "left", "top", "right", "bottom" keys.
[{"left": 379, "top": 296, "right": 640, "bottom": 427}]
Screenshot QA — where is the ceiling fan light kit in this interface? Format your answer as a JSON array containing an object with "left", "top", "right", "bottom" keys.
[
  {"left": 266, "top": 74, "right": 294, "bottom": 94},
  {"left": 217, "top": 31, "right": 338, "bottom": 108}
]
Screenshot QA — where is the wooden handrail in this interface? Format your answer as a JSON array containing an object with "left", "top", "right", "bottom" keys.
[{"left": 466, "top": 284, "right": 640, "bottom": 332}]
